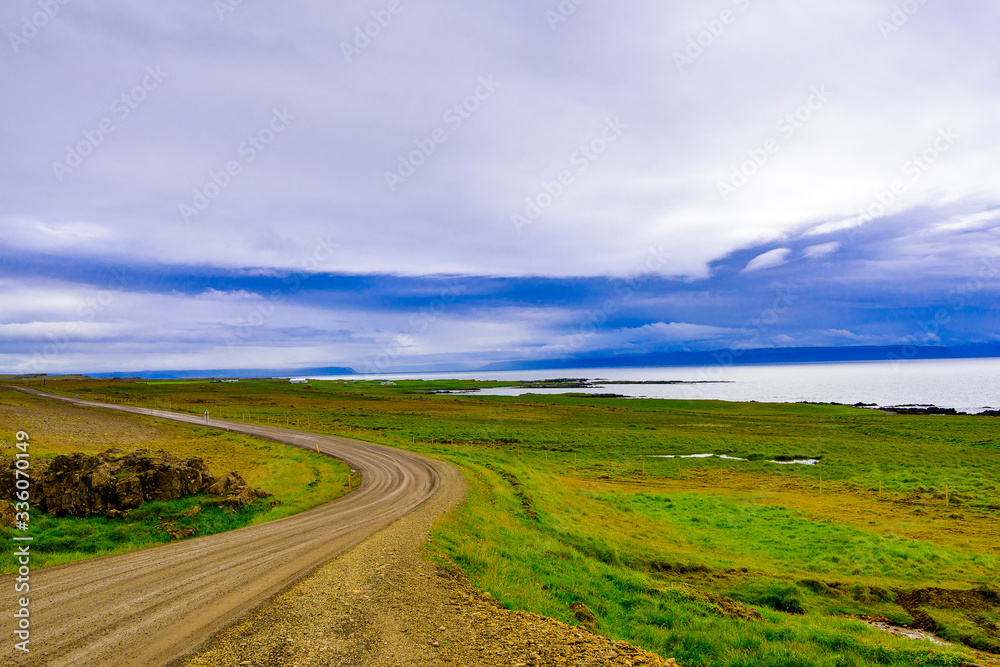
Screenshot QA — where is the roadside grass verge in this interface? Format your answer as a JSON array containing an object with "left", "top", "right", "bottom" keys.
[
  {"left": 423, "top": 456, "right": 974, "bottom": 667},
  {"left": 2, "top": 494, "right": 273, "bottom": 571},
  {"left": 0, "top": 388, "right": 351, "bottom": 573}
]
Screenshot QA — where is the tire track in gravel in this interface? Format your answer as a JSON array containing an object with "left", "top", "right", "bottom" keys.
[{"left": 1, "top": 386, "right": 451, "bottom": 667}]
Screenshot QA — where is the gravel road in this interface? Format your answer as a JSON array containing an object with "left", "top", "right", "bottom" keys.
[
  {"left": 1, "top": 387, "right": 445, "bottom": 666},
  {"left": 179, "top": 451, "right": 674, "bottom": 667}
]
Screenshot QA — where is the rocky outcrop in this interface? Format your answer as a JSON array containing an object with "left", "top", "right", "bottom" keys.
[
  {"left": 0, "top": 448, "right": 271, "bottom": 519},
  {"left": 207, "top": 471, "right": 272, "bottom": 511},
  {"left": 0, "top": 503, "right": 16, "bottom": 528},
  {"left": 879, "top": 406, "right": 961, "bottom": 415}
]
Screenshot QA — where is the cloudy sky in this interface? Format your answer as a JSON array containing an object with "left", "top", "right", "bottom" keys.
[{"left": 1, "top": 0, "right": 998, "bottom": 374}]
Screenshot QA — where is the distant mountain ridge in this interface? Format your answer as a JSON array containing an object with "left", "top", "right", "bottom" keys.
[{"left": 85, "top": 366, "right": 357, "bottom": 380}]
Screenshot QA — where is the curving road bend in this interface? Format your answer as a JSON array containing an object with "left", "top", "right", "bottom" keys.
[{"left": 1, "top": 386, "right": 448, "bottom": 666}]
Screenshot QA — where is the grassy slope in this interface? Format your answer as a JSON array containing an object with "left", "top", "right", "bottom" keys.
[
  {"left": 0, "top": 386, "right": 351, "bottom": 572},
  {"left": 12, "top": 377, "right": 1000, "bottom": 666}
]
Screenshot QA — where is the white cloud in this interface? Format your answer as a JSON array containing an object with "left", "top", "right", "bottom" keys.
[
  {"left": 0, "top": 321, "right": 117, "bottom": 340},
  {"left": 0, "top": 280, "right": 560, "bottom": 374},
  {"left": 804, "top": 217, "right": 865, "bottom": 237},
  {"left": 743, "top": 248, "right": 791, "bottom": 273},
  {"left": 0, "top": 280, "right": 89, "bottom": 318},
  {"left": 804, "top": 242, "right": 840, "bottom": 259},
  {"left": 934, "top": 209, "right": 1000, "bottom": 232},
  {"left": 827, "top": 329, "right": 861, "bottom": 339},
  {"left": 194, "top": 289, "right": 262, "bottom": 302},
  {"left": 0, "top": 1, "right": 996, "bottom": 279}
]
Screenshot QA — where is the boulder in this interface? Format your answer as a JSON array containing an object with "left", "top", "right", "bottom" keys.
[
  {"left": 207, "top": 472, "right": 246, "bottom": 496},
  {"left": 207, "top": 472, "right": 270, "bottom": 510},
  {"left": 115, "top": 474, "right": 145, "bottom": 509}
]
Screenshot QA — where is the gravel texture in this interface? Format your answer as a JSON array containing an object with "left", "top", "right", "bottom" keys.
[{"left": 181, "top": 456, "right": 676, "bottom": 667}]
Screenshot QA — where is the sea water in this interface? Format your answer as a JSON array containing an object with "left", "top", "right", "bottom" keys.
[{"left": 295, "top": 357, "right": 1000, "bottom": 415}]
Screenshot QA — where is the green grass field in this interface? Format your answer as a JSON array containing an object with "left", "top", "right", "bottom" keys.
[{"left": 4, "top": 376, "right": 998, "bottom": 666}]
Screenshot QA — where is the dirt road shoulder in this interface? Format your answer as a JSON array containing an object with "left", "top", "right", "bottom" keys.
[{"left": 180, "top": 455, "right": 673, "bottom": 667}]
